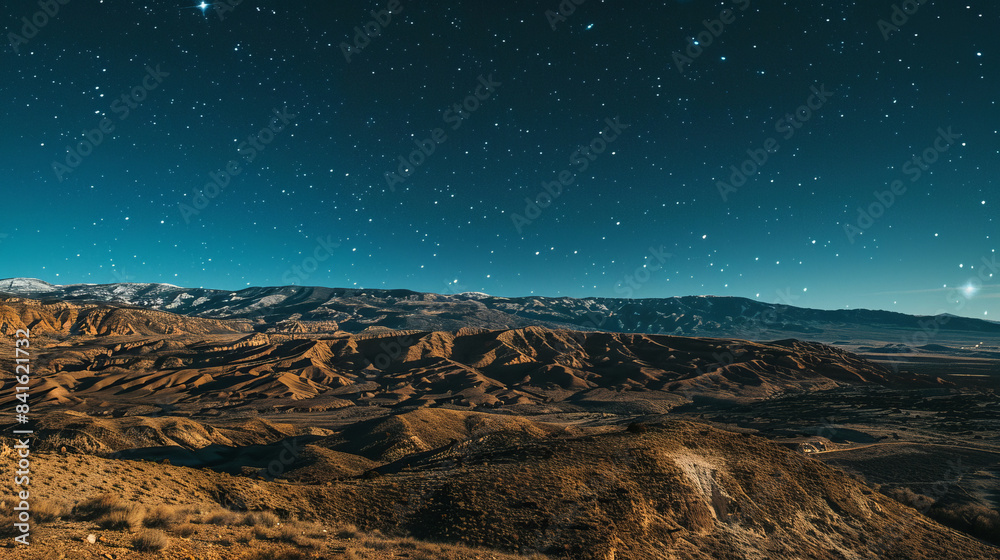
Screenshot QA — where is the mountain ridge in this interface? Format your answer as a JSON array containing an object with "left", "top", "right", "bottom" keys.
[
  {"left": 0, "top": 297, "right": 940, "bottom": 415},
  {"left": 2, "top": 277, "right": 997, "bottom": 338}
]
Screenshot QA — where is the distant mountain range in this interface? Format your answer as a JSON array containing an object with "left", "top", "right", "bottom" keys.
[
  {"left": 0, "top": 296, "right": 925, "bottom": 414},
  {"left": 2, "top": 277, "right": 998, "bottom": 340}
]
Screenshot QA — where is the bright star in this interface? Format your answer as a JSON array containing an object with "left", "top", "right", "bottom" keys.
[
  {"left": 962, "top": 282, "right": 979, "bottom": 298},
  {"left": 198, "top": 2, "right": 209, "bottom": 11}
]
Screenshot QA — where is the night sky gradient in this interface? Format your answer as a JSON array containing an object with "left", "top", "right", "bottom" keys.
[{"left": 2, "top": 0, "right": 997, "bottom": 318}]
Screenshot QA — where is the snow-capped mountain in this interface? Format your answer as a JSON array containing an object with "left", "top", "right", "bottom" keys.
[{"left": 2, "top": 278, "right": 999, "bottom": 341}]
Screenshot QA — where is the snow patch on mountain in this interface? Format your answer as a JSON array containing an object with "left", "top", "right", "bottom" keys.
[
  {"left": 458, "top": 292, "right": 491, "bottom": 299},
  {"left": 0, "top": 278, "right": 57, "bottom": 292},
  {"left": 165, "top": 293, "right": 194, "bottom": 309},
  {"left": 244, "top": 294, "right": 288, "bottom": 310}
]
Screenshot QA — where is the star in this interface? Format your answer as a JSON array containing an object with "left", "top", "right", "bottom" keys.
[
  {"left": 198, "top": 2, "right": 209, "bottom": 12},
  {"left": 962, "top": 282, "right": 979, "bottom": 299}
]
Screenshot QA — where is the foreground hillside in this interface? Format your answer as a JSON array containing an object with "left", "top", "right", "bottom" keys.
[
  {"left": 0, "top": 297, "right": 252, "bottom": 337},
  {"left": 7, "top": 412, "right": 998, "bottom": 559}
]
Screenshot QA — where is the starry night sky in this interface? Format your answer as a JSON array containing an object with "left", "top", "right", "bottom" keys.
[{"left": 2, "top": 1, "right": 996, "bottom": 318}]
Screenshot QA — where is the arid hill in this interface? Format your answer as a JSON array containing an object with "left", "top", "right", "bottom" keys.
[
  {"left": 0, "top": 298, "right": 252, "bottom": 338},
  {"left": 0, "top": 298, "right": 937, "bottom": 414},
  {"left": 13, "top": 411, "right": 999, "bottom": 560},
  {"left": 2, "top": 296, "right": 996, "bottom": 559}
]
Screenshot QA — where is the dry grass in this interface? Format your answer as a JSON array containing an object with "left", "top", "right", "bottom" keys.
[
  {"left": 885, "top": 486, "right": 935, "bottom": 511},
  {"left": 362, "top": 536, "right": 392, "bottom": 550},
  {"left": 72, "top": 493, "right": 145, "bottom": 531},
  {"left": 885, "top": 486, "right": 1000, "bottom": 545},
  {"left": 96, "top": 504, "right": 145, "bottom": 531},
  {"left": 34, "top": 499, "right": 72, "bottom": 522},
  {"left": 292, "top": 535, "right": 323, "bottom": 549},
  {"left": 241, "top": 548, "right": 311, "bottom": 560},
  {"left": 205, "top": 509, "right": 243, "bottom": 526},
  {"left": 242, "top": 510, "right": 281, "bottom": 528},
  {"left": 144, "top": 504, "right": 186, "bottom": 528},
  {"left": 276, "top": 525, "right": 299, "bottom": 543},
  {"left": 335, "top": 523, "right": 362, "bottom": 539},
  {"left": 133, "top": 529, "right": 169, "bottom": 552},
  {"left": 72, "top": 494, "right": 128, "bottom": 520},
  {"left": 174, "top": 522, "right": 197, "bottom": 537},
  {"left": 249, "top": 519, "right": 326, "bottom": 550},
  {"left": 296, "top": 521, "right": 328, "bottom": 539},
  {"left": 931, "top": 503, "right": 1000, "bottom": 545}
]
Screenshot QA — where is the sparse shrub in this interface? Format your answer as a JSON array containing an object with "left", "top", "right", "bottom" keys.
[
  {"left": 276, "top": 525, "right": 299, "bottom": 543},
  {"left": 298, "top": 521, "right": 327, "bottom": 539},
  {"left": 931, "top": 503, "right": 1000, "bottom": 545},
  {"left": 144, "top": 504, "right": 184, "bottom": 528},
  {"left": 96, "top": 505, "right": 145, "bottom": 531},
  {"left": 884, "top": 487, "right": 934, "bottom": 511},
  {"left": 242, "top": 510, "right": 281, "bottom": 528},
  {"left": 34, "top": 499, "right": 71, "bottom": 522},
  {"left": 292, "top": 535, "right": 323, "bottom": 549},
  {"left": 363, "top": 536, "right": 391, "bottom": 550},
  {"left": 335, "top": 523, "right": 361, "bottom": 539},
  {"left": 253, "top": 525, "right": 273, "bottom": 541},
  {"left": 175, "top": 523, "right": 197, "bottom": 537},
  {"left": 73, "top": 494, "right": 128, "bottom": 520},
  {"left": 206, "top": 509, "right": 243, "bottom": 526},
  {"left": 133, "top": 529, "right": 169, "bottom": 552},
  {"left": 241, "top": 548, "right": 310, "bottom": 560},
  {"left": 886, "top": 486, "right": 1000, "bottom": 545}
]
